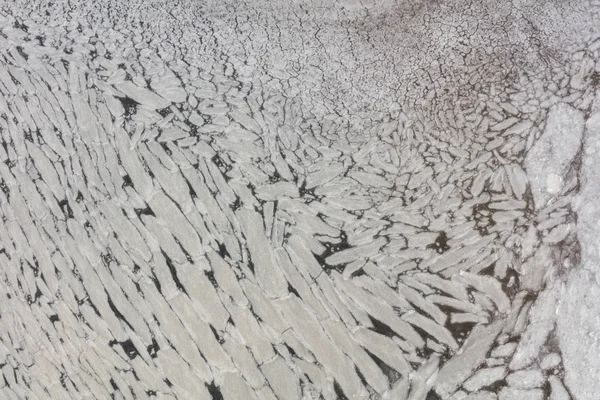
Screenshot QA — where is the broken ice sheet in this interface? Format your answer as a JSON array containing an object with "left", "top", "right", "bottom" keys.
[{"left": 0, "top": 2, "right": 598, "bottom": 400}]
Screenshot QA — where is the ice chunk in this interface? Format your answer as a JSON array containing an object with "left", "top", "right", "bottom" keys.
[{"left": 524, "top": 103, "right": 584, "bottom": 209}]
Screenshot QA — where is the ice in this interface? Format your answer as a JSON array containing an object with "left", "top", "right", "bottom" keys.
[{"left": 0, "top": 2, "right": 597, "bottom": 399}]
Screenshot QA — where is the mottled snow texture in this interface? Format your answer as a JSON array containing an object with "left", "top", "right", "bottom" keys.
[{"left": 0, "top": 0, "right": 599, "bottom": 399}]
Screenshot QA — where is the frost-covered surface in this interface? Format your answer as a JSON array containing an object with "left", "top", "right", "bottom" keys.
[{"left": 0, "top": 0, "right": 599, "bottom": 399}]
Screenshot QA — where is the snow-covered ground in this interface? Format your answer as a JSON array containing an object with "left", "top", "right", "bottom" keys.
[{"left": 0, "top": 0, "right": 598, "bottom": 399}]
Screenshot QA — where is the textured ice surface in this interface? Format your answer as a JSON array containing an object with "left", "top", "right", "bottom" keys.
[{"left": 0, "top": 0, "right": 599, "bottom": 399}]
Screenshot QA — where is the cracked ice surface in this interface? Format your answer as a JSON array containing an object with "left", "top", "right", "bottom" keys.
[{"left": 0, "top": 0, "right": 599, "bottom": 399}]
